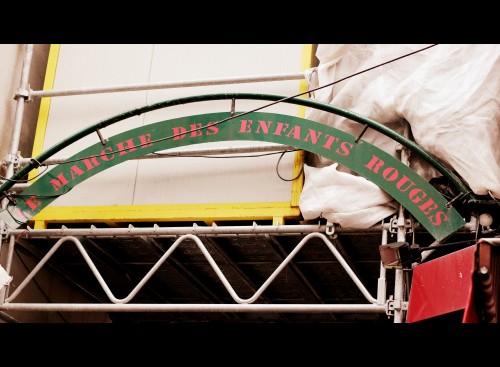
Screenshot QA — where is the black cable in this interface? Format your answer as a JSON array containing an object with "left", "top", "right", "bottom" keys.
[
  {"left": 155, "top": 149, "right": 303, "bottom": 181},
  {"left": 43, "top": 44, "right": 439, "bottom": 168},
  {"left": 417, "top": 239, "right": 476, "bottom": 253},
  {"left": 152, "top": 149, "right": 299, "bottom": 159},
  {"left": 0, "top": 165, "right": 49, "bottom": 183},
  {"left": 275, "top": 150, "right": 304, "bottom": 182}
]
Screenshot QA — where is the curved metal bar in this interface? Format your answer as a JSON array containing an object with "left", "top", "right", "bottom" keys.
[
  {"left": 0, "top": 93, "right": 473, "bottom": 201},
  {"left": 5, "top": 232, "right": 378, "bottom": 305}
]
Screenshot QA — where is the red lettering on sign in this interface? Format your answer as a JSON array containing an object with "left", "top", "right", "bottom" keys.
[
  {"left": 418, "top": 198, "right": 438, "bottom": 214},
  {"left": 82, "top": 157, "right": 100, "bottom": 170},
  {"left": 382, "top": 167, "right": 399, "bottom": 181},
  {"left": 100, "top": 146, "right": 114, "bottom": 161},
  {"left": 364, "top": 154, "right": 448, "bottom": 227},
  {"left": 70, "top": 165, "right": 85, "bottom": 180},
  {"left": 409, "top": 188, "right": 426, "bottom": 204},
  {"left": 322, "top": 135, "right": 339, "bottom": 150},
  {"left": 304, "top": 129, "right": 322, "bottom": 144},
  {"left": 239, "top": 120, "right": 252, "bottom": 133},
  {"left": 396, "top": 175, "right": 416, "bottom": 192},
  {"left": 189, "top": 123, "right": 203, "bottom": 137},
  {"left": 172, "top": 127, "right": 187, "bottom": 140},
  {"left": 430, "top": 212, "right": 448, "bottom": 226},
  {"left": 25, "top": 195, "right": 42, "bottom": 211},
  {"left": 50, "top": 173, "right": 70, "bottom": 192},
  {"left": 337, "top": 142, "right": 353, "bottom": 156},
  {"left": 206, "top": 121, "right": 219, "bottom": 135},
  {"left": 139, "top": 134, "right": 153, "bottom": 148},
  {"left": 286, "top": 125, "right": 301, "bottom": 140},
  {"left": 273, "top": 122, "right": 289, "bottom": 136},
  {"left": 116, "top": 139, "right": 137, "bottom": 156},
  {"left": 365, "top": 156, "right": 385, "bottom": 173},
  {"left": 256, "top": 120, "right": 272, "bottom": 134}
]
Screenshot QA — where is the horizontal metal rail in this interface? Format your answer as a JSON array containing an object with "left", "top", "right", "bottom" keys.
[
  {"left": 0, "top": 303, "right": 387, "bottom": 313},
  {"left": 10, "top": 144, "right": 296, "bottom": 191},
  {"left": 7, "top": 223, "right": 392, "bottom": 238},
  {"left": 6, "top": 221, "right": 474, "bottom": 239},
  {"left": 17, "top": 144, "right": 296, "bottom": 166},
  {"left": 29, "top": 72, "right": 306, "bottom": 98}
]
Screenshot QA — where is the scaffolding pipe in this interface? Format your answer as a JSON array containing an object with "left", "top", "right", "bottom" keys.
[
  {"left": 10, "top": 143, "right": 298, "bottom": 191},
  {"left": 0, "top": 303, "right": 387, "bottom": 313},
  {"left": 8, "top": 44, "right": 33, "bottom": 160},
  {"left": 393, "top": 135, "right": 411, "bottom": 323},
  {"left": 17, "top": 144, "right": 298, "bottom": 166},
  {"left": 29, "top": 72, "right": 306, "bottom": 98},
  {"left": 5, "top": 221, "right": 475, "bottom": 240},
  {"left": 1, "top": 44, "right": 33, "bottom": 255},
  {"left": 377, "top": 226, "right": 388, "bottom": 305},
  {"left": 7, "top": 223, "right": 392, "bottom": 238},
  {"left": 393, "top": 206, "right": 406, "bottom": 323}
]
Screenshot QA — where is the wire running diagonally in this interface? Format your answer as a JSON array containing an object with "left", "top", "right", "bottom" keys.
[{"left": 5, "top": 233, "right": 378, "bottom": 305}]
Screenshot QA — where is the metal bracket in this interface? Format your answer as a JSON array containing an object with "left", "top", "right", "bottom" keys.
[
  {"left": 14, "top": 86, "right": 32, "bottom": 103},
  {"left": 389, "top": 216, "right": 414, "bottom": 235},
  {"left": 95, "top": 128, "right": 108, "bottom": 145},
  {"left": 354, "top": 125, "right": 369, "bottom": 143},
  {"left": 386, "top": 295, "right": 408, "bottom": 316},
  {"left": 230, "top": 98, "right": 236, "bottom": 117},
  {"left": 0, "top": 223, "right": 8, "bottom": 241},
  {"left": 3, "top": 154, "right": 20, "bottom": 168},
  {"left": 325, "top": 221, "right": 337, "bottom": 238},
  {"left": 446, "top": 192, "right": 467, "bottom": 209}
]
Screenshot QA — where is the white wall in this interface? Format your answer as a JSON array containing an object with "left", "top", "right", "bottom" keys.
[{"left": 36, "top": 44, "right": 307, "bottom": 207}]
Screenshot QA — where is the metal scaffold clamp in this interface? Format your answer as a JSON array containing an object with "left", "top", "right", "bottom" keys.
[
  {"left": 389, "top": 215, "right": 414, "bottom": 235},
  {"left": 2, "top": 154, "right": 20, "bottom": 170},
  {"left": 325, "top": 221, "right": 336, "bottom": 237},
  {"left": 385, "top": 295, "right": 408, "bottom": 317},
  {"left": 14, "top": 86, "right": 32, "bottom": 103}
]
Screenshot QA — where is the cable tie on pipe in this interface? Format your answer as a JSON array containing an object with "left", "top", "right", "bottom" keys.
[{"left": 29, "top": 158, "right": 41, "bottom": 168}]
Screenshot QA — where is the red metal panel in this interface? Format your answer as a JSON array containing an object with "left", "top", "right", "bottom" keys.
[{"left": 406, "top": 245, "right": 477, "bottom": 323}]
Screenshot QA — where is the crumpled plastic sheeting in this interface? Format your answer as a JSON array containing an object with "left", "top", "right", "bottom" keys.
[
  {"left": 299, "top": 163, "right": 398, "bottom": 228},
  {"left": 300, "top": 44, "right": 500, "bottom": 227}
]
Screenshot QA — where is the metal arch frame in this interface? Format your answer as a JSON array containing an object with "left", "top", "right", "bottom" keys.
[
  {"left": 0, "top": 92, "right": 478, "bottom": 321},
  {"left": 0, "top": 92, "right": 474, "bottom": 200}
]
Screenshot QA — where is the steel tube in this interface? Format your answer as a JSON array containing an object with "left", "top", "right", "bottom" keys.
[
  {"left": 16, "top": 143, "right": 296, "bottom": 166},
  {"left": 8, "top": 44, "right": 33, "bottom": 158},
  {"left": 7, "top": 223, "right": 390, "bottom": 238},
  {"left": 29, "top": 72, "right": 306, "bottom": 98},
  {"left": 0, "top": 302, "right": 386, "bottom": 313}
]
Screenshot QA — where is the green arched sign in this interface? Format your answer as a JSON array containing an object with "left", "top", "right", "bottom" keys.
[{"left": 0, "top": 111, "right": 465, "bottom": 241}]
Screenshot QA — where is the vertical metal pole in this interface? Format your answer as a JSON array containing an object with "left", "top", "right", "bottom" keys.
[
  {"left": 393, "top": 206, "right": 406, "bottom": 323},
  {"left": 9, "top": 44, "right": 34, "bottom": 161},
  {"left": 0, "top": 235, "right": 16, "bottom": 303},
  {"left": 392, "top": 126, "right": 412, "bottom": 323},
  {"left": 1, "top": 44, "right": 33, "bottom": 280},
  {"left": 377, "top": 224, "right": 388, "bottom": 305}
]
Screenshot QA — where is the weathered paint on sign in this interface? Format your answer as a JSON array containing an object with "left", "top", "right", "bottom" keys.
[{"left": 0, "top": 112, "right": 465, "bottom": 240}]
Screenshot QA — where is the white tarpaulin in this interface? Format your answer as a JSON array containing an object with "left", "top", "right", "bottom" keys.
[{"left": 300, "top": 44, "right": 500, "bottom": 228}]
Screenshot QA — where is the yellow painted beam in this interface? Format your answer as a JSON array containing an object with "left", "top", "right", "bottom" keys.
[
  {"left": 29, "top": 44, "right": 60, "bottom": 181},
  {"left": 290, "top": 44, "right": 315, "bottom": 207},
  {"left": 30, "top": 202, "right": 302, "bottom": 224}
]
